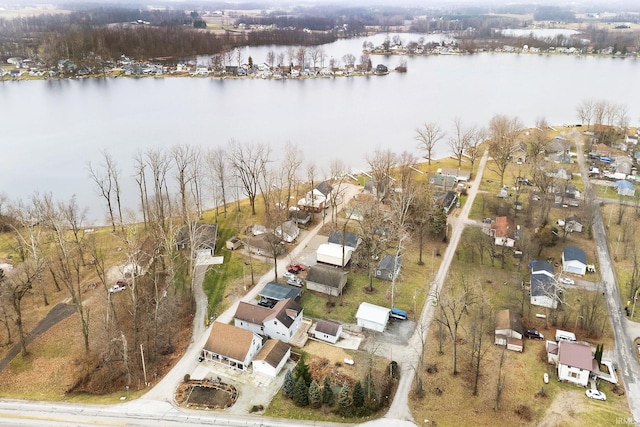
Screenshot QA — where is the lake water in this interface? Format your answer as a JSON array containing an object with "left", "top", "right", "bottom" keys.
[{"left": 2, "top": 33, "right": 639, "bottom": 223}]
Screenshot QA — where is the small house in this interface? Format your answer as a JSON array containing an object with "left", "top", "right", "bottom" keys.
[
  {"left": 355, "top": 302, "right": 390, "bottom": 332},
  {"left": 438, "top": 167, "right": 471, "bottom": 182},
  {"left": 252, "top": 339, "right": 291, "bottom": 377},
  {"left": 562, "top": 246, "right": 587, "bottom": 276},
  {"left": 313, "top": 319, "right": 343, "bottom": 344},
  {"left": 201, "top": 322, "right": 262, "bottom": 371},
  {"left": 490, "top": 216, "right": 517, "bottom": 247},
  {"left": 557, "top": 341, "right": 599, "bottom": 387},
  {"left": 375, "top": 255, "right": 402, "bottom": 281},
  {"left": 305, "top": 265, "right": 348, "bottom": 296},
  {"left": 434, "top": 191, "right": 457, "bottom": 214},
  {"left": 614, "top": 180, "right": 635, "bottom": 197},
  {"left": 289, "top": 209, "right": 311, "bottom": 225},
  {"left": 494, "top": 309, "right": 524, "bottom": 352},
  {"left": 328, "top": 230, "right": 361, "bottom": 249},
  {"left": 244, "top": 235, "right": 286, "bottom": 258},
  {"left": 563, "top": 215, "right": 583, "bottom": 233},
  {"left": 175, "top": 223, "right": 218, "bottom": 255},
  {"left": 530, "top": 261, "right": 559, "bottom": 309},
  {"left": 274, "top": 220, "right": 300, "bottom": 243}
]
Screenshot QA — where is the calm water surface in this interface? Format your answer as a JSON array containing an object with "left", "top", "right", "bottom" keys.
[{"left": 1, "top": 34, "right": 639, "bottom": 222}]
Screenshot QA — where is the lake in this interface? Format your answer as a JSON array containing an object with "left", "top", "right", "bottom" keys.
[{"left": 1, "top": 33, "right": 639, "bottom": 223}]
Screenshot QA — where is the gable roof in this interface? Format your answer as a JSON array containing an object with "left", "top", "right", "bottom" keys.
[
  {"left": 530, "top": 260, "right": 554, "bottom": 275},
  {"left": 259, "top": 282, "right": 302, "bottom": 301},
  {"left": 204, "top": 322, "right": 256, "bottom": 361},
  {"left": 234, "top": 301, "right": 272, "bottom": 324},
  {"left": 563, "top": 246, "right": 586, "bottom": 264},
  {"left": 429, "top": 174, "right": 457, "bottom": 188},
  {"left": 253, "top": 339, "right": 290, "bottom": 368},
  {"left": 558, "top": 341, "right": 594, "bottom": 371},
  {"left": 356, "top": 302, "right": 390, "bottom": 323},
  {"left": 492, "top": 216, "right": 516, "bottom": 239},
  {"left": 265, "top": 298, "right": 302, "bottom": 328},
  {"left": 328, "top": 229, "right": 360, "bottom": 248},
  {"left": 314, "top": 181, "right": 333, "bottom": 196},
  {"left": 176, "top": 223, "right": 218, "bottom": 250},
  {"left": 377, "top": 255, "right": 402, "bottom": 272},
  {"left": 315, "top": 319, "right": 342, "bottom": 336},
  {"left": 530, "top": 273, "right": 556, "bottom": 297},
  {"left": 495, "top": 309, "right": 522, "bottom": 333},
  {"left": 306, "top": 265, "right": 348, "bottom": 288}
]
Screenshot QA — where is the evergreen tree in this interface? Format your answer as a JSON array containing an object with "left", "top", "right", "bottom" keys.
[
  {"left": 322, "top": 377, "right": 334, "bottom": 406},
  {"left": 293, "top": 352, "right": 312, "bottom": 387},
  {"left": 293, "top": 377, "right": 309, "bottom": 407},
  {"left": 308, "top": 379, "right": 322, "bottom": 408},
  {"left": 282, "top": 369, "right": 294, "bottom": 399},
  {"left": 353, "top": 381, "right": 364, "bottom": 408},
  {"left": 338, "top": 381, "right": 352, "bottom": 409}
]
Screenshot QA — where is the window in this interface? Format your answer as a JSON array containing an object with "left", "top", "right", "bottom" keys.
[{"left": 569, "top": 371, "right": 578, "bottom": 379}]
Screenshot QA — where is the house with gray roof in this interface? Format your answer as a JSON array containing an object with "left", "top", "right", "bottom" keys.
[
  {"left": 562, "top": 246, "right": 587, "bottom": 276},
  {"left": 305, "top": 265, "right": 348, "bottom": 296},
  {"left": 375, "top": 255, "right": 402, "bottom": 281},
  {"left": 313, "top": 319, "right": 343, "bottom": 344},
  {"left": 233, "top": 298, "right": 303, "bottom": 344},
  {"left": 252, "top": 339, "right": 291, "bottom": 377},
  {"left": 328, "top": 229, "right": 361, "bottom": 249}
]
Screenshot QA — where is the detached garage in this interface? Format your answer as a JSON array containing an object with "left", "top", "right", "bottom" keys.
[
  {"left": 562, "top": 246, "right": 587, "bottom": 276},
  {"left": 317, "top": 243, "right": 353, "bottom": 267},
  {"left": 252, "top": 339, "right": 291, "bottom": 377},
  {"left": 356, "top": 302, "right": 390, "bottom": 332}
]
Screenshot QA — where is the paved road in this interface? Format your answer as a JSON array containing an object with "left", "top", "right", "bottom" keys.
[{"left": 570, "top": 129, "right": 640, "bottom": 424}]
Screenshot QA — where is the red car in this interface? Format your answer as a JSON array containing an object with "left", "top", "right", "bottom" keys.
[{"left": 288, "top": 263, "right": 306, "bottom": 274}]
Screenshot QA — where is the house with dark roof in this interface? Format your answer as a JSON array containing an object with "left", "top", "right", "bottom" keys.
[
  {"left": 176, "top": 223, "right": 218, "bottom": 255},
  {"left": 313, "top": 319, "right": 343, "bottom": 344},
  {"left": 201, "top": 322, "right": 262, "bottom": 371},
  {"left": 288, "top": 209, "right": 311, "bottom": 225},
  {"left": 233, "top": 298, "right": 303, "bottom": 344},
  {"left": 259, "top": 282, "right": 302, "bottom": 302},
  {"left": 305, "top": 265, "right": 348, "bottom": 296},
  {"left": 530, "top": 261, "right": 560, "bottom": 309},
  {"left": 490, "top": 216, "right": 517, "bottom": 247},
  {"left": 494, "top": 309, "right": 523, "bottom": 352},
  {"left": 297, "top": 181, "right": 333, "bottom": 213},
  {"left": 434, "top": 191, "right": 457, "bottom": 214},
  {"left": 562, "top": 246, "right": 587, "bottom": 276},
  {"left": 429, "top": 174, "right": 457, "bottom": 191},
  {"left": 375, "top": 255, "right": 402, "bottom": 281},
  {"left": 328, "top": 229, "right": 361, "bottom": 249},
  {"left": 252, "top": 339, "right": 291, "bottom": 377},
  {"left": 557, "top": 341, "right": 599, "bottom": 387},
  {"left": 243, "top": 235, "right": 286, "bottom": 258}
]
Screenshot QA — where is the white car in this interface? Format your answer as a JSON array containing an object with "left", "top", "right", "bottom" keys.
[
  {"left": 108, "top": 280, "right": 126, "bottom": 294},
  {"left": 282, "top": 272, "right": 297, "bottom": 282},
  {"left": 586, "top": 389, "right": 606, "bottom": 401},
  {"left": 558, "top": 276, "right": 575, "bottom": 285}
]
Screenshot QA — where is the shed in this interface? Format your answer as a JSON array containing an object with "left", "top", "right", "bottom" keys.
[
  {"left": 375, "top": 255, "right": 402, "bottom": 281},
  {"left": 355, "top": 302, "right": 390, "bottom": 332},
  {"left": 226, "top": 236, "right": 243, "bottom": 250},
  {"left": 494, "top": 309, "right": 523, "bottom": 352},
  {"left": 562, "top": 246, "right": 587, "bottom": 276},
  {"left": 305, "top": 265, "right": 348, "bottom": 296},
  {"left": 252, "top": 339, "right": 291, "bottom": 377},
  {"left": 313, "top": 319, "right": 343, "bottom": 344},
  {"left": 317, "top": 243, "right": 353, "bottom": 267}
]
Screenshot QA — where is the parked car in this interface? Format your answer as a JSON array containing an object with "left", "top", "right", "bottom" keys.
[
  {"left": 288, "top": 263, "right": 306, "bottom": 274},
  {"left": 558, "top": 276, "right": 575, "bottom": 285},
  {"left": 586, "top": 389, "right": 606, "bottom": 401},
  {"left": 525, "top": 329, "right": 544, "bottom": 340},
  {"left": 286, "top": 277, "right": 304, "bottom": 287},
  {"left": 258, "top": 297, "right": 276, "bottom": 308},
  {"left": 283, "top": 272, "right": 297, "bottom": 281},
  {"left": 108, "top": 280, "right": 126, "bottom": 294},
  {"left": 390, "top": 307, "right": 408, "bottom": 320}
]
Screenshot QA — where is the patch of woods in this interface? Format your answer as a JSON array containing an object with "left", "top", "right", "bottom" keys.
[{"left": 281, "top": 352, "right": 398, "bottom": 418}]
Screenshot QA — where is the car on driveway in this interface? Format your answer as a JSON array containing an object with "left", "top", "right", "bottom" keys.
[
  {"left": 525, "top": 329, "right": 544, "bottom": 340},
  {"left": 586, "top": 389, "right": 606, "bottom": 401},
  {"left": 288, "top": 263, "right": 306, "bottom": 274},
  {"left": 108, "top": 280, "right": 126, "bottom": 294},
  {"left": 558, "top": 276, "right": 575, "bottom": 285}
]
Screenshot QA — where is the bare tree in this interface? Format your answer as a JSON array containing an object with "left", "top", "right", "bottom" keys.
[
  {"left": 494, "top": 347, "right": 506, "bottom": 411},
  {"left": 206, "top": 147, "right": 229, "bottom": 220},
  {"left": 296, "top": 47, "right": 307, "bottom": 68},
  {"left": 449, "top": 118, "right": 473, "bottom": 167},
  {"left": 342, "top": 53, "right": 356, "bottom": 69},
  {"left": 366, "top": 148, "right": 396, "bottom": 202},
  {"left": 281, "top": 143, "right": 304, "bottom": 211},
  {"left": 469, "top": 290, "right": 493, "bottom": 396},
  {"left": 527, "top": 118, "right": 550, "bottom": 165},
  {"left": 352, "top": 199, "right": 389, "bottom": 292},
  {"left": 576, "top": 99, "right": 594, "bottom": 128},
  {"left": 308, "top": 47, "right": 320, "bottom": 70},
  {"left": 145, "top": 148, "right": 173, "bottom": 235},
  {"left": 266, "top": 50, "right": 275, "bottom": 68},
  {"left": 286, "top": 47, "right": 295, "bottom": 66},
  {"left": 133, "top": 152, "right": 150, "bottom": 230},
  {"left": 3, "top": 260, "right": 41, "bottom": 356},
  {"left": 88, "top": 150, "right": 121, "bottom": 233},
  {"left": 171, "top": 144, "right": 197, "bottom": 224},
  {"left": 328, "top": 159, "right": 349, "bottom": 226},
  {"left": 228, "top": 140, "right": 271, "bottom": 215},
  {"left": 488, "top": 114, "right": 523, "bottom": 186},
  {"left": 235, "top": 48, "right": 244, "bottom": 68},
  {"left": 277, "top": 52, "right": 285, "bottom": 67},
  {"left": 465, "top": 127, "right": 486, "bottom": 178},
  {"left": 415, "top": 122, "right": 445, "bottom": 165},
  {"left": 409, "top": 182, "right": 433, "bottom": 265},
  {"left": 435, "top": 276, "right": 476, "bottom": 375}
]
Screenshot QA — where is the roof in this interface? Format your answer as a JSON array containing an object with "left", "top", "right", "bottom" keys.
[
  {"left": 495, "top": 309, "right": 522, "bottom": 334},
  {"left": 314, "top": 181, "right": 333, "bottom": 196},
  {"left": 204, "top": 322, "right": 256, "bottom": 362},
  {"left": 356, "top": 302, "right": 390, "bottom": 323},
  {"left": 265, "top": 298, "right": 302, "bottom": 328},
  {"left": 234, "top": 301, "right": 271, "bottom": 324},
  {"left": 328, "top": 229, "right": 360, "bottom": 248},
  {"left": 530, "top": 260, "right": 554, "bottom": 275},
  {"left": 563, "top": 246, "right": 586, "bottom": 264},
  {"left": 317, "top": 242, "right": 354, "bottom": 260},
  {"left": 615, "top": 180, "right": 634, "bottom": 190},
  {"left": 176, "top": 223, "right": 218, "bottom": 250},
  {"left": 306, "top": 265, "right": 348, "bottom": 288},
  {"left": 253, "top": 339, "right": 290, "bottom": 368},
  {"left": 530, "top": 273, "right": 556, "bottom": 297},
  {"left": 377, "top": 255, "right": 402, "bottom": 272},
  {"left": 259, "top": 282, "right": 302, "bottom": 301},
  {"left": 440, "top": 168, "right": 471, "bottom": 180},
  {"left": 492, "top": 216, "right": 516, "bottom": 239},
  {"left": 429, "top": 174, "right": 457, "bottom": 188},
  {"left": 315, "top": 319, "right": 342, "bottom": 336},
  {"left": 558, "top": 341, "right": 593, "bottom": 372}
]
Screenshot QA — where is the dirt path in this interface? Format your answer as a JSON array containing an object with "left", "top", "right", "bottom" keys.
[
  {"left": 0, "top": 303, "right": 76, "bottom": 372},
  {"left": 537, "top": 391, "right": 585, "bottom": 427}
]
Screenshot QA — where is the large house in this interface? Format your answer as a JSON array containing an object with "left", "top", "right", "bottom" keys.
[
  {"left": 530, "top": 261, "right": 560, "bottom": 309},
  {"left": 562, "top": 246, "right": 587, "bottom": 276},
  {"left": 298, "top": 181, "right": 333, "bottom": 213},
  {"left": 494, "top": 309, "right": 524, "bottom": 352},
  {"left": 305, "top": 265, "right": 348, "bottom": 296},
  {"left": 201, "top": 322, "right": 262, "bottom": 371},
  {"left": 233, "top": 298, "right": 303, "bottom": 343}
]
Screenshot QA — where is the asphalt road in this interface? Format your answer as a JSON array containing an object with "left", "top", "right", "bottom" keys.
[{"left": 570, "top": 129, "right": 640, "bottom": 424}]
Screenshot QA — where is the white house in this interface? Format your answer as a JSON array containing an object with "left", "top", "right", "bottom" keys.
[
  {"left": 201, "top": 322, "right": 262, "bottom": 371},
  {"left": 557, "top": 341, "right": 598, "bottom": 387},
  {"left": 317, "top": 243, "right": 353, "bottom": 267},
  {"left": 233, "top": 299, "right": 303, "bottom": 344},
  {"left": 313, "top": 319, "right": 343, "bottom": 344},
  {"left": 490, "top": 216, "right": 517, "bottom": 247},
  {"left": 252, "top": 339, "right": 291, "bottom": 377},
  {"left": 562, "top": 246, "right": 587, "bottom": 276},
  {"left": 274, "top": 220, "right": 300, "bottom": 243},
  {"left": 494, "top": 309, "right": 523, "bottom": 352},
  {"left": 356, "top": 302, "right": 390, "bottom": 332},
  {"left": 530, "top": 261, "right": 559, "bottom": 309}
]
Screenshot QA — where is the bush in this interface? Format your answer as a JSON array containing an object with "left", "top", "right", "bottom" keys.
[
  {"left": 183, "top": 374, "right": 190, "bottom": 382},
  {"left": 515, "top": 404, "right": 533, "bottom": 421},
  {"left": 282, "top": 369, "right": 294, "bottom": 399}
]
